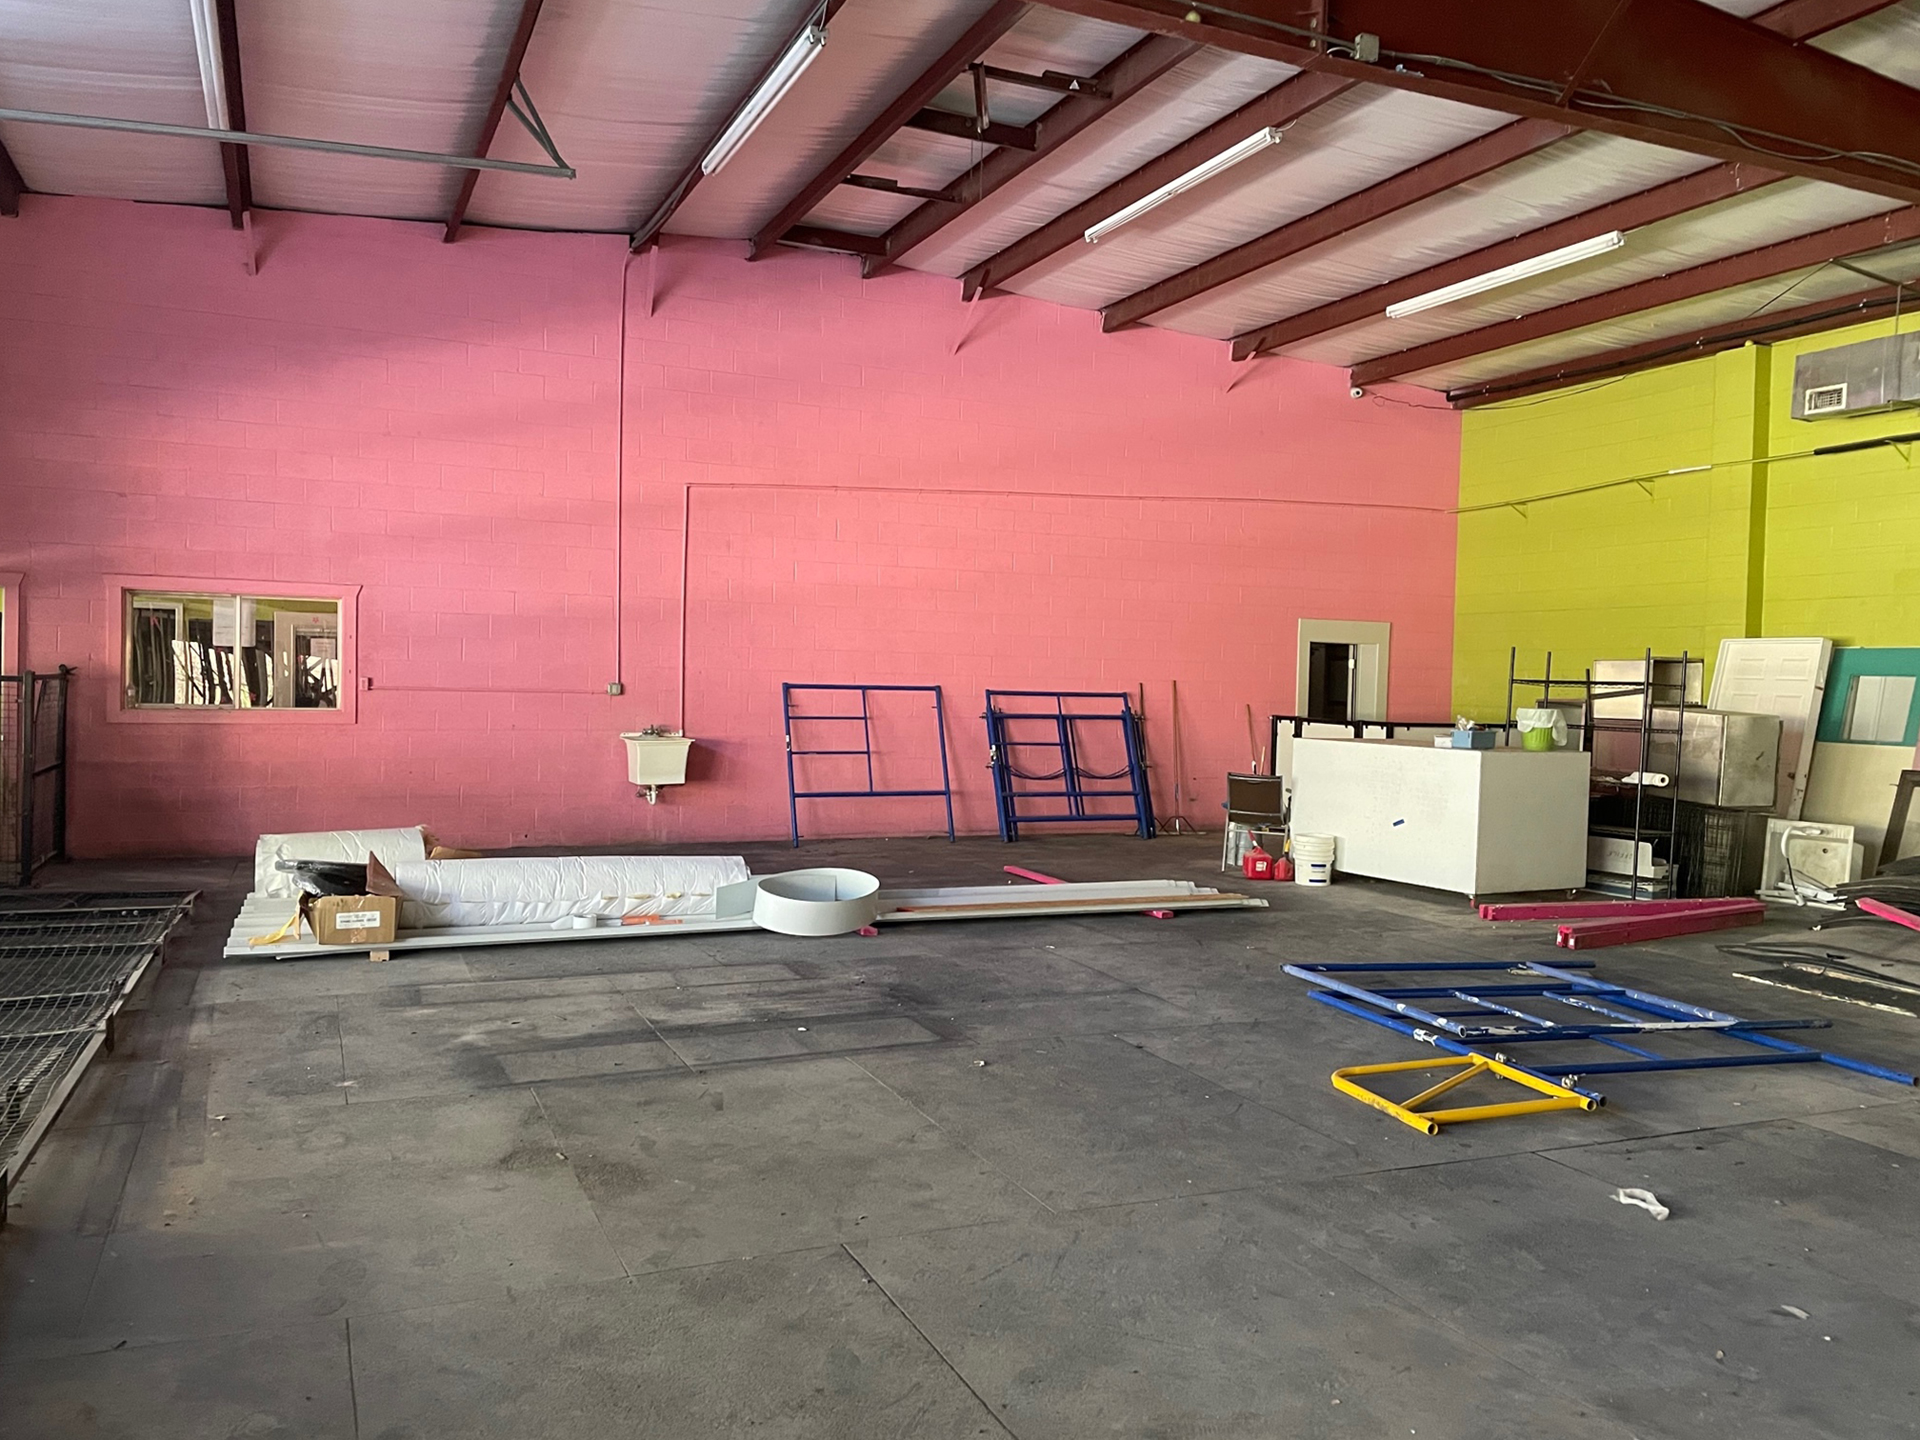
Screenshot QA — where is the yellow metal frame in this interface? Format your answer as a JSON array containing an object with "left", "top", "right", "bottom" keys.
[{"left": 1330, "top": 1054, "right": 1599, "bottom": 1136}]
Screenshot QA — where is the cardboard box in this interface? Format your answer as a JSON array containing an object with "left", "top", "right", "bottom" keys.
[{"left": 311, "top": 894, "right": 397, "bottom": 946}]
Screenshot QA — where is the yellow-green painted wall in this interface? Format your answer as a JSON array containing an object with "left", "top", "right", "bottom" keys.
[{"left": 1453, "top": 316, "right": 1920, "bottom": 718}]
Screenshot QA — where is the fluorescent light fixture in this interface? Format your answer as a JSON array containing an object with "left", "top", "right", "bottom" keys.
[
  {"left": 701, "top": 24, "right": 827, "bottom": 176},
  {"left": 187, "top": 0, "right": 229, "bottom": 130},
  {"left": 1385, "top": 230, "right": 1626, "bottom": 319},
  {"left": 1083, "top": 126, "right": 1283, "bottom": 244}
]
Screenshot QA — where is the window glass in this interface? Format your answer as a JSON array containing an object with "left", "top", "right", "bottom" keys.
[{"left": 125, "top": 591, "right": 340, "bottom": 709}]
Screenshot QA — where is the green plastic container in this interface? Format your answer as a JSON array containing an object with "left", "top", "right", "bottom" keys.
[{"left": 1522, "top": 727, "right": 1555, "bottom": 751}]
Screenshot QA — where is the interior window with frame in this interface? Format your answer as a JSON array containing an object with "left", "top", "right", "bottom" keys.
[{"left": 124, "top": 590, "right": 342, "bottom": 710}]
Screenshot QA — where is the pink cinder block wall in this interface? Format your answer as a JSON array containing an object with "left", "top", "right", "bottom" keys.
[{"left": 0, "top": 196, "right": 1460, "bottom": 857}]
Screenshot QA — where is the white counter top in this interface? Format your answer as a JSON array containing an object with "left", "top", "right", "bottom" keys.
[{"left": 1290, "top": 738, "right": 1590, "bottom": 896}]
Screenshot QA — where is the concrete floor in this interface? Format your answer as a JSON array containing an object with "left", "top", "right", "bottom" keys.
[{"left": 3, "top": 833, "right": 1918, "bottom": 1439}]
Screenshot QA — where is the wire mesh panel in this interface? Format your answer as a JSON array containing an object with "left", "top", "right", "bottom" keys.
[
  {"left": 0, "top": 677, "right": 21, "bottom": 887},
  {"left": 0, "top": 891, "right": 193, "bottom": 1214},
  {"left": 27, "top": 671, "right": 69, "bottom": 876},
  {"left": 0, "top": 670, "right": 72, "bottom": 888}
]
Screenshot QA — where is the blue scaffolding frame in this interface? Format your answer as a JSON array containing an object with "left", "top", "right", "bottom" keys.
[
  {"left": 983, "top": 689, "right": 1155, "bottom": 842},
  {"left": 1283, "top": 959, "right": 1915, "bottom": 1089},
  {"left": 782, "top": 683, "right": 955, "bottom": 848}
]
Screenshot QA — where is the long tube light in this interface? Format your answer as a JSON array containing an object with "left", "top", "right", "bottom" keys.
[
  {"left": 1385, "top": 231, "right": 1626, "bottom": 319},
  {"left": 701, "top": 24, "right": 827, "bottom": 176},
  {"left": 1084, "top": 126, "right": 1283, "bottom": 244},
  {"left": 187, "top": 0, "right": 229, "bottom": 129}
]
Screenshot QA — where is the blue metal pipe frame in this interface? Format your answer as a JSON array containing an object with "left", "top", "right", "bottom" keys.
[
  {"left": 783, "top": 683, "right": 956, "bottom": 847},
  {"left": 1286, "top": 960, "right": 1915, "bottom": 1088},
  {"left": 984, "top": 689, "right": 1154, "bottom": 841}
]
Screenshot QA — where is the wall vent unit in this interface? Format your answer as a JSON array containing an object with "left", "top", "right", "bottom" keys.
[
  {"left": 1802, "top": 382, "right": 1848, "bottom": 416},
  {"left": 1791, "top": 332, "right": 1920, "bottom": 419}
]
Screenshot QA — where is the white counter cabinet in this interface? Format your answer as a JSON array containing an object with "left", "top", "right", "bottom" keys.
[{"left": 1290, "top": 738, "right": 1590, "bottom": 896}]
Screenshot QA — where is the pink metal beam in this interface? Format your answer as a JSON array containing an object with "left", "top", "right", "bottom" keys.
[
  {"left": 1481, "top": 898, "right": 1765, "bottom": 922},
  {"left": 1556, "top": 903, "right": 1766, "bottom": 949}
]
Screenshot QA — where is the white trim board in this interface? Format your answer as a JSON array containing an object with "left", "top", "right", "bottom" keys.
[{"left": 223, "top": 880, "right": 1268, "bottom": 959}]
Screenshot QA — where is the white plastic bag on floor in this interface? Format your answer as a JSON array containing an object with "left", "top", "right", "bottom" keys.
[{"left": 253, "top": 827, "right": 429, "bottom": 897}]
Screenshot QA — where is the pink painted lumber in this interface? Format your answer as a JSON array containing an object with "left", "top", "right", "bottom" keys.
[
  {"left": 1005, "top": 866, "right": 1066, "bottom": 885},
  {"left": 1482, "top": 898, "right": 1766, "bottom": 922},
  {"left": 1858, "top": 897, "right": 1920, "bottom": 932},
  {"left": 1556, "top": 902, "right": 1765, "bottom": 950}
]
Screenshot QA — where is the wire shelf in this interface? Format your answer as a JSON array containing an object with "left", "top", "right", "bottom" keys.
[{"left": 0, "top": 891, "right": 193, "bottom": 1210}]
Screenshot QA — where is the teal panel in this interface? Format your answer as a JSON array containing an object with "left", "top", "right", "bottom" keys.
[{"left": 1816, "top": 647, "right": 1920, "bottom": 746}]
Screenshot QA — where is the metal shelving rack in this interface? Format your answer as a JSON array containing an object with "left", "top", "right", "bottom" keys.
[{"left": 1507, "top": 647, "right": 1691, "bottom": 900}]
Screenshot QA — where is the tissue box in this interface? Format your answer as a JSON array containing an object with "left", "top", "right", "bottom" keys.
[{"left": 1443, "top": 729, "right": 1496, "bottom": 749}]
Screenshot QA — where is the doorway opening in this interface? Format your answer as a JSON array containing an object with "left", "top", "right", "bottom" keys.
[
  {"left": 1306, "top": 642, "right": 1357, "bottom": 722},
  {"left": 1294, "top": 619, "right": 1391, "bottom": 722}
]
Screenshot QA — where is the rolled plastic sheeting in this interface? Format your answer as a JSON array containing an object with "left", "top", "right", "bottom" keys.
[
  {"left": 390, "top": 855, "right": 750, "bottom": 929},
  {"left": 752, "top": 868, "right": 882, "bottom": 937},
  {"left": 254, "top": 827, "right": 428, "bottom": 898}
]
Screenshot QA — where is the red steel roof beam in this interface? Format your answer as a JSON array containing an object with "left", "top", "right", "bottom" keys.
[
  {"left": 748, "top": 0, "right": 1028, "bottom": 258},
  {"left": 961, "top": 68, "right": 1353, "bottom": 300},
  {"left": 1229, "top": 162, "right": 1786, "bottom": 360},
  {"left": 1447, "top": 283, "right": 1906, "bottom": 406},
  {"left": 1752, "top": 0, "right": 1907, "bottom": 42},
  {"left": 1348, "top": 204, "right": 1920, "bottom": 387},
  {"left": 212, "top": 0, "right": 252, "bottom": 229},
  {"left": 1039, "top": 0, "right": 1920, "bottom": 204},
  {"left": 1100, "top": 117, "right": 1572, "bottom": 331},
  {"left": 0, "top": 137, "right": 23, "bottom": 216},
  {"left": 866, "top": 32, "right": 1197, "bottom": 278},
  {"left": 444, "top": 0, "right": 547, "bottom": 243}
]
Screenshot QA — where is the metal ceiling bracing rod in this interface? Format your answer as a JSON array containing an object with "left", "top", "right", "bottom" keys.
[
  {"left": 1448, "top": 282, "right": 1911, "bottom": 406},
  {"left": 746, "top": 0, "right": 1028, "bottom": 259},
  {"left": 1348, "top": 204, "right": 1920, "bottom": 386},
  {"left": 961, "top": 69, "right": 1351, "bottom": 300},
  {"left": 1038, "top": 0, "right": 1920, "bottom": 204},
  {"left": 1229, "top": 162, "right": 1786, "bottom": 360},
  {"left": 629, "top": 0, "right": 849, "bottom": 253},
  {"left": 445, "top": 0, "right": 548, "bottom": 242},
  {"left": 0, "top": 108, "right": 574, "bottom": 178},
  {"left": 211, "top": 0, "right": 251, "bottom": 230},
  {"left": 835, "top": 32, "right": 1196, "bottom": 279},
  {"left": 1098, "top": 116, "right": 1573, "bottom": 331}
]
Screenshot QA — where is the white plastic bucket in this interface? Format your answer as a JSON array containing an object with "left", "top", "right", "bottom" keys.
[{"left": 1292, "top": 833, "right": 1337, "bottom": 886}]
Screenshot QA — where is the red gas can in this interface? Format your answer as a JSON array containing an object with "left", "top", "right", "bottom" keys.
[{"left": 1243, "top": 847, "right": 1277, "bottom": 881}]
